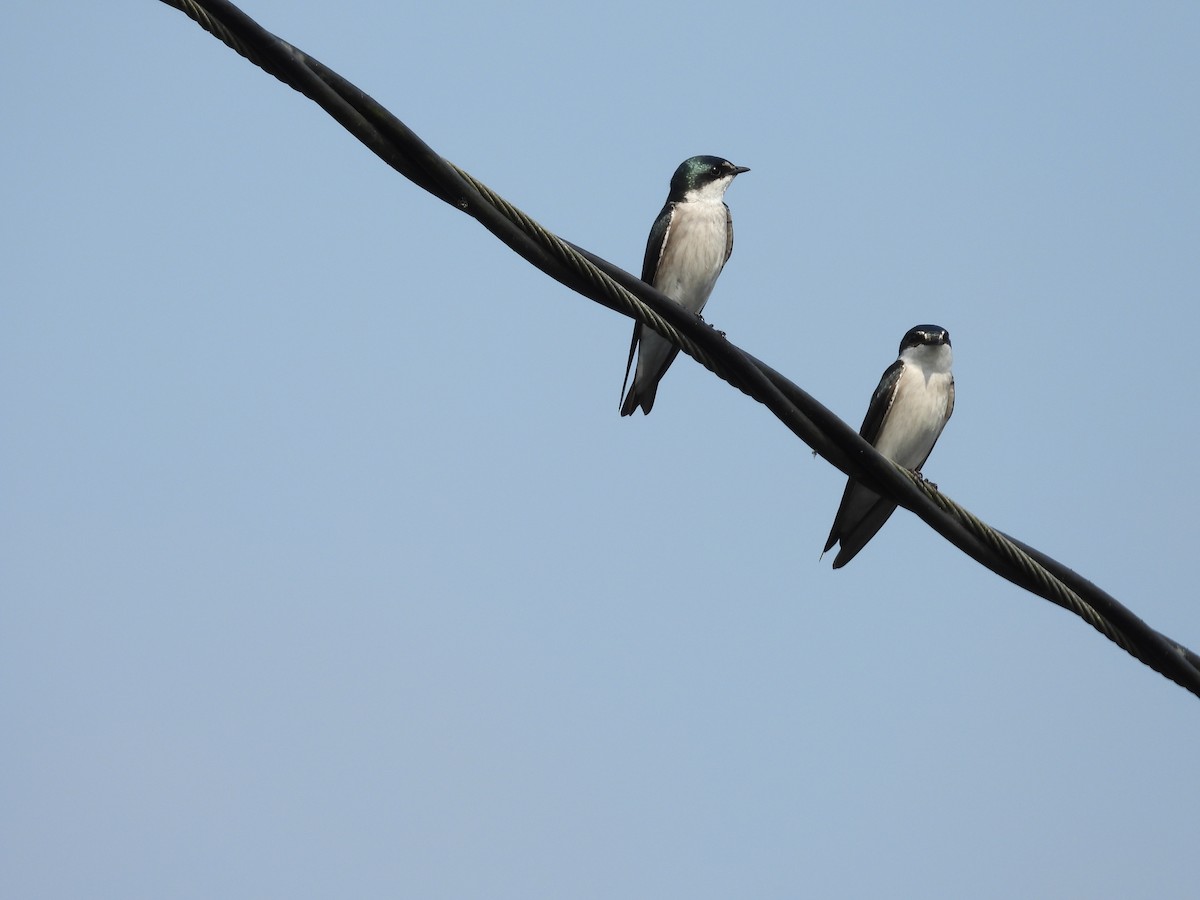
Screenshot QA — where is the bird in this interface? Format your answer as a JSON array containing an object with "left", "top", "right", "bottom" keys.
[
  {"left": 822, "top": 325, "right": 955, "bottom": 568},
  {"left": 620, "top": 155, "right": 749, "bottom": 416}
]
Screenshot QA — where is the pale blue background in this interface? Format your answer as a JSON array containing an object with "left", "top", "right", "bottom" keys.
[{"left": 4, "top": 2, "right": 1198, "bottom": 897}]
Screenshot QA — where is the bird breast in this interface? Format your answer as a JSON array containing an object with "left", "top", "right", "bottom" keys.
[
  {"left": 874, "top": 367, "right": 953, "bottom": 470},
  {"left": 654, "top": 201, "right": 730, "bottom": 314}
]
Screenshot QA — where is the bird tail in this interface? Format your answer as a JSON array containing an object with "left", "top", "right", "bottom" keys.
[
  {"left": 620, "top": 383, "right": 656, "bottom": 417},
  {"left": 830, "top": 499, "right": 899, "bottom": 569},
  {"left": 619, "top": 326, "right": 658, "bottom": 416}
]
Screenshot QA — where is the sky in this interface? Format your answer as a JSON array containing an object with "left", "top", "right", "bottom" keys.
[{"left": 4, "top": 2, "right": 1199, "bottom": 898}]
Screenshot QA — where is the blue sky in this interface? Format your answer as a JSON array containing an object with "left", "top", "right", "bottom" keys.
[{"left": 4, "top": 2, "right": 1199, "bottom": 897}]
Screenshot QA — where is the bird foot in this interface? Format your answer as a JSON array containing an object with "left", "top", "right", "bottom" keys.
[
  {"left": 909, "top": 469, "right": 937, "bottom": 491},
  {"left": 697, "top": 314, "right": 726, "bottom": 338}
]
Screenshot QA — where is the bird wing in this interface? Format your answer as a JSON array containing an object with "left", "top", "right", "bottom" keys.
[
  {"left": 620, "top": 203, "right": 676, "bottom": 415},
  {"left": 821, "top": 361, "right": 904, "bottom": 561},
  {"left": 724, "top": 204, "right": 734, "bottom": 264},
  {"left": 641, "top": 202, "right": 674, "bottom": 283},
  {"left": 858, "top": 360, "right": 904, "bottom": 444}
]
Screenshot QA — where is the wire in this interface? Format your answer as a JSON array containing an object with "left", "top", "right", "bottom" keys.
[{"left": 155, "top": 0, "right": 1200, "bottom": 699}]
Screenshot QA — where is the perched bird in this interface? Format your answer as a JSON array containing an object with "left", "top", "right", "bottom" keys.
[
  {"left": 823, "top": 325, "right": 955, "bottom": 568},
  {"left": 620, "top": 155, "right": 749, "bottom": 416}
]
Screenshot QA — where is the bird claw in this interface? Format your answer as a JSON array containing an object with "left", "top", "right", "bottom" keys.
[
  {"left": 694, "top": 313, "right": 726, "bottom": 337},
  {"left": 910, "top": 469, "right": 938, "bottom": 491}
]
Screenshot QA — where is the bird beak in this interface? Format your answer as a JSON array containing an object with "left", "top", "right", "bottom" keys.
[{"left": 732, "top": 165, "right": 751, "bottom": 175}]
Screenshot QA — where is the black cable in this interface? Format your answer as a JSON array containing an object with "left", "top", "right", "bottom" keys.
[{"left": 154, "top": 0, "right": 1200, "bottom": 699}]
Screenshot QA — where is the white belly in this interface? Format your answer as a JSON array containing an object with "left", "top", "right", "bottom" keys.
[
  {"left": 654, "top": 202, "right": 729, "bottom": 315},
  {"left": 875, "top": 370, "right": 953, "bottom": 470}
]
